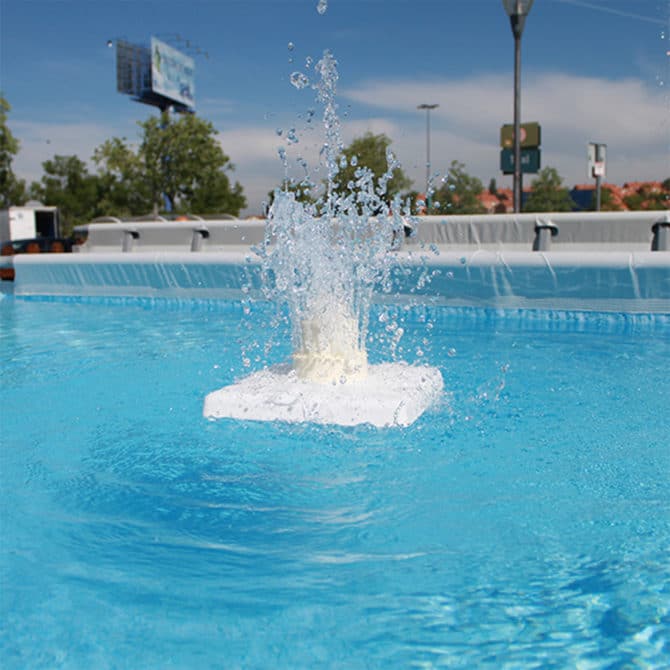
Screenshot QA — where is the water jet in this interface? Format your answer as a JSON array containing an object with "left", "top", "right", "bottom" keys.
[{"left": 203, "top": 51, "right": 443, "bottom": 426}]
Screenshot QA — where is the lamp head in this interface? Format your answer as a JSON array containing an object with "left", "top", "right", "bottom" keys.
[
  {"left": 502, "top": 0, "right": 534, "bottom": 37},
  {"left": 502, "top": 0, "right": 534, "bottom": 17}
]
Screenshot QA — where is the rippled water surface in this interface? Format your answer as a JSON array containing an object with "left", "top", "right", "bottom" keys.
[{"left": 1, "top": 297, "right": 669, "bottom": 668}]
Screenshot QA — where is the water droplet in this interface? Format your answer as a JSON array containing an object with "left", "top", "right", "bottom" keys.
[
  {"left": 290, "top": 71, "right": 310, "bottom": 89},
  {"left": 287, "top": 128, "right": 299, "bottom": 145},
  {"left": 316, "top": 0, "right": 327, "bottom": 15},
  {"left": 276, "top": 128, "right": 283, "bottom": 136},
  {"left": 446, "top": 271, "right": 454, "bottom": 279},
  {"left": 350, "top": 155, "right": 358, "bottom": 166},
  {"left": 288, "top": 41, "right": 295, "bottom": 51},
  {"left": 448, "top": 348, "right": 457, "bottom": 357},
  {"left": 305, "top": 56, "right": 313, "bottom": 68}
]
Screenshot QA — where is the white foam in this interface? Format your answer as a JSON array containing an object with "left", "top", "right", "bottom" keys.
[{"left": 203, "top": 362, "right": 444, "bottom": 428}]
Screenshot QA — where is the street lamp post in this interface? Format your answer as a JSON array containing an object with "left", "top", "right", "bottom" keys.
[
  {"left": 417, "top": 103, "right": 439, "bottom": 212},
  {"left": 502, "top": 0, "right": 534, "bottom": 213}
]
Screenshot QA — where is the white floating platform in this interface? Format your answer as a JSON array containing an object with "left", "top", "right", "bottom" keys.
[{"left": 203, "top": 362, "right": 444, "bottom": 428}]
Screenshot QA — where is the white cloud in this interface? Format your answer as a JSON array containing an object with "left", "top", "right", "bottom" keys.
[{"left": 10, "top": 119, "right": 137, "bottom": 184}]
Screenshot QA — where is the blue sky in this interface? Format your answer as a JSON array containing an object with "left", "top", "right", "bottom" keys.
[{"left": 2, "top": 0, "right": 669, "bottom": 215}]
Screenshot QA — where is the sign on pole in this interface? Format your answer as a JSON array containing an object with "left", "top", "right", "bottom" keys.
[
  {"left": 500, "top": 122, "right": 541, "bottom": 149},
  {"left": 500, "top": 148, "right": 541, "bottom": 174},
  {"left": 587, "top": 142, "right": 606, "bottom": 178}
]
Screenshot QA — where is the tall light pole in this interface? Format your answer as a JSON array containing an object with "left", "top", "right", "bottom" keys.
[
  {"left": 502, "top": 0, "right": 534, "bottom": 213},
  {"left": 588, "top": 142, "right": 607, "bottom": 211},
  {"left": 417, "top": 103, "right": 439, "bottom": 212}
]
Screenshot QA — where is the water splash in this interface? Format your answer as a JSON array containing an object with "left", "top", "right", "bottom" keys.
[
  {"left": 261, "top": 51, "right": 405, "bottom": 383},
  {"left": 290, "top": 71, "right": 310, "bottom": 90},
  {"left": 203, "top": 49, "right": 443, "bottom": 427}
]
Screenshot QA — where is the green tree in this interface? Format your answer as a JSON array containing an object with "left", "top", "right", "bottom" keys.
[
  {"left": 93, "top": 137, "right": 151, "bottom": 216},
  {"left": 432, "top": 160, "right": 486, "bottom": 215},
  {"left": 0, "top": 96, "right": 27, "bottom": 208},
  {"left": 334, "top": 132, "right": 412, "bottom": 205},
  {"left": 523, "top": 167, "right": 575, "bottom": 212},
  {"left": 139, "top": 112, "right": 246, "bottom": 215},
  {"left": 30, "top": 155, "right": 102, "bottom": 233}
]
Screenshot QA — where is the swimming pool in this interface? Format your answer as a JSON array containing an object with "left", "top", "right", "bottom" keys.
[{"left": 1, "top": 295, "right": 668, "bottom": 668}]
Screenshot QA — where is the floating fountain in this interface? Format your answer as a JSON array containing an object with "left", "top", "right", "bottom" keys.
[{"left": 203, "top": 51, "right": 443, "bottom": 427}]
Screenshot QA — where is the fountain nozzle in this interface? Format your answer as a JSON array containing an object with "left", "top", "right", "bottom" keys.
[{"left": 293, "top": 301, "right": 368, "bottom": 383}]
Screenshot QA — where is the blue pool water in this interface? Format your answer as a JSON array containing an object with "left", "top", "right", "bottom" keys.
[{"left": 1, "top": 296, "right": 669, "bottom": 668}]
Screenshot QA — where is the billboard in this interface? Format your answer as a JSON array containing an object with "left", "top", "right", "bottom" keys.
[
  {"left": 116, "top": 40, "right": 151, "bottom": 97},
  {"left": 151, "top": 37, "right": 195, "bottom": 110}
]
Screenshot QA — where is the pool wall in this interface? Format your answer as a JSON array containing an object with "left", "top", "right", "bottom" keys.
[{"left": 7, "top": 211, "right": 670, "bottom": 312}]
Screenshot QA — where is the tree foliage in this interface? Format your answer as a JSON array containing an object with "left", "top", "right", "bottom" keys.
[
  {"left": 24, "top": 111, "right": 247, "bottom": 230},
  {"left": 431, "top": 160, "right": 486, "bottom": 215},
  {"left": 30, "top": 155, "right": 102, "bottom": 233},
  {"left": 0, "top": 96, "right": 27, "bottom": 208},
  {"left": 93, "top": 137, "right": 151, "bottom": 216},
  {"left": 523, "top": 167, "right": 575, "bottom": 212},
  {"left": 138, "top": 112, "right": 245, "bottom": 215},
  {"left": 334, "top": 132, "right": 412, "bottom": 204}
]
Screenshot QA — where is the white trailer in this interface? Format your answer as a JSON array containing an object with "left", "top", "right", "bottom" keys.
[{"left": 0, "top": 205, "right": 60, "bottom": 242}]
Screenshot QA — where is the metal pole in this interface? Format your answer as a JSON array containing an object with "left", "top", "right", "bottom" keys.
[
  {"left": 513, "top": 31, "right": 522, "bottom": 213},
  {"left": 417, "top": 104, "right": 438, "bottom": 212},
  {"left": 595, "top": 143, "right": 604, "bottom": 211},
  {"left": 425, "top": 107, "right": 431, "bottom": 206}
]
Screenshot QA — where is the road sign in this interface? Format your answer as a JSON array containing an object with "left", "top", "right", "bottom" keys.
[
  {"left": 500, "top": 122, "right": 541, "bottom": 149},
  {"left": 587, "top": 142, "right": 607, "bottom": 178},
  {"left": 500, "top": 148, "right": 541, "bottom": 174}
]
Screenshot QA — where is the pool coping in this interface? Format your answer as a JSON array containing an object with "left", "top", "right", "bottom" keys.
[{"left": 9, "top": 248, "right": 670, "bottom": 313}]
